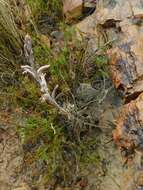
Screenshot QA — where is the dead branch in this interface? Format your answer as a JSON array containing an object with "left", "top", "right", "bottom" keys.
[{"left": 21, "top": 34, "right": 72, "bottom": 119}]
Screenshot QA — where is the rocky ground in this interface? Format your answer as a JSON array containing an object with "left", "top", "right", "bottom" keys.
[
  {"left": 0, "top": 85, "right": 140, "bottom": 190},
  {"left": 1, "top": 0, "right": 143, "bottom": 189}
]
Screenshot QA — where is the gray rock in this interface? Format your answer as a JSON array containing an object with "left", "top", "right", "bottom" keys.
[
  {"left": 76, "top": 83, "right": 97, "bottom": 103},
  {"left": 50, "top": 31, "right": 64, "bottom": 40}
]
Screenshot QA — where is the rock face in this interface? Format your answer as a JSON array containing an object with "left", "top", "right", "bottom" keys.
[
  {"left": 112, "top": 92, "right": 143, "bottom": 190},
  {"left": 93, "top": 0, "right": 143, "bottom": 189},
  {"left": 113, "top": 93, "right": 143, "bottom": 155},
  {"left": 108, "top": 24, "right": 143, "bottom": 102},
  {"left": 95, "top": 0, "right": 143, "bottom": 102}
]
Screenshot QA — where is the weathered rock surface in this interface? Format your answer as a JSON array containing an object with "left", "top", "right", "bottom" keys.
[
  {"left": 95, "top": 0, "right": 143, "bottom": 102},
  {"left": 0, "top": 121, "right": 24, "bottom": 189},
  {"left": 113, "top": 92, "right": 143, "bottom": 189},
  {"left": 94, "top": 1, "right": 143, "bottom": 189},
  {"left": 108, "top": 24, "right": 143, "bottom": 102},
  {"left": 113, "top": 93, "right": 143, "bottom": 155},
  {"left": 75, "top": 14, "right": 97, "bottom": 38}
]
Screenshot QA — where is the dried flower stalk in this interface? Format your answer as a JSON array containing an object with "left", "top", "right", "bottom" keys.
[{"left": 22, "top": 34, "right": 71, "bottom": 119}]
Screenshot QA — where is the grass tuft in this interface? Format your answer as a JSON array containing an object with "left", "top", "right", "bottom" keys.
[{"left": 0, "top": 0, "right": 23, "bottom": 88}]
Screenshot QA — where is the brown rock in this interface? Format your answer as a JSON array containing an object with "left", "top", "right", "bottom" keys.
[
  {"left": 63, "top": 0, "right": 82, "bottom": 20},
  {"left": 93, "top": 0, "right": 143, "bottom": 102},
  {"left": 75, "top": 14, "right": 97, "bottom": 37},
  {"left": 95, "top": 0, "right": 143, "bottom": 24},
  {"left": 94, "top": 1, "right": 143, "bottom": 189},
  {"left": 108, "top": 23, "right": 143, "bottom": 102},
  {"left": 113, "top": 93, "right": 143, "bottom": 155}
]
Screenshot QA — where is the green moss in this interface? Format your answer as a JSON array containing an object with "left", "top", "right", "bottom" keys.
[
  {"left": 17, "top": 113, "right": 101, "bottom": 187},
  {"left": 18, "top": 115, "right": 65, "bottom": 182},
  {"left": 30, "top": 26, "right": 85, "bottom": 93},
  {"left": 21, "top": 116, "right": 61, "bottom": 143},
  {"left": 79, "top": 139, "right": 100, "bottom": 167}
]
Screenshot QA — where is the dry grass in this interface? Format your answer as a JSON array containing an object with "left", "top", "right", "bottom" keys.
[
  {"left": 0, "top": 0, "right": 23, "bottom": 87},
  {"left": 0, "top": 0, "right": 20, "bottom": 40}
]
